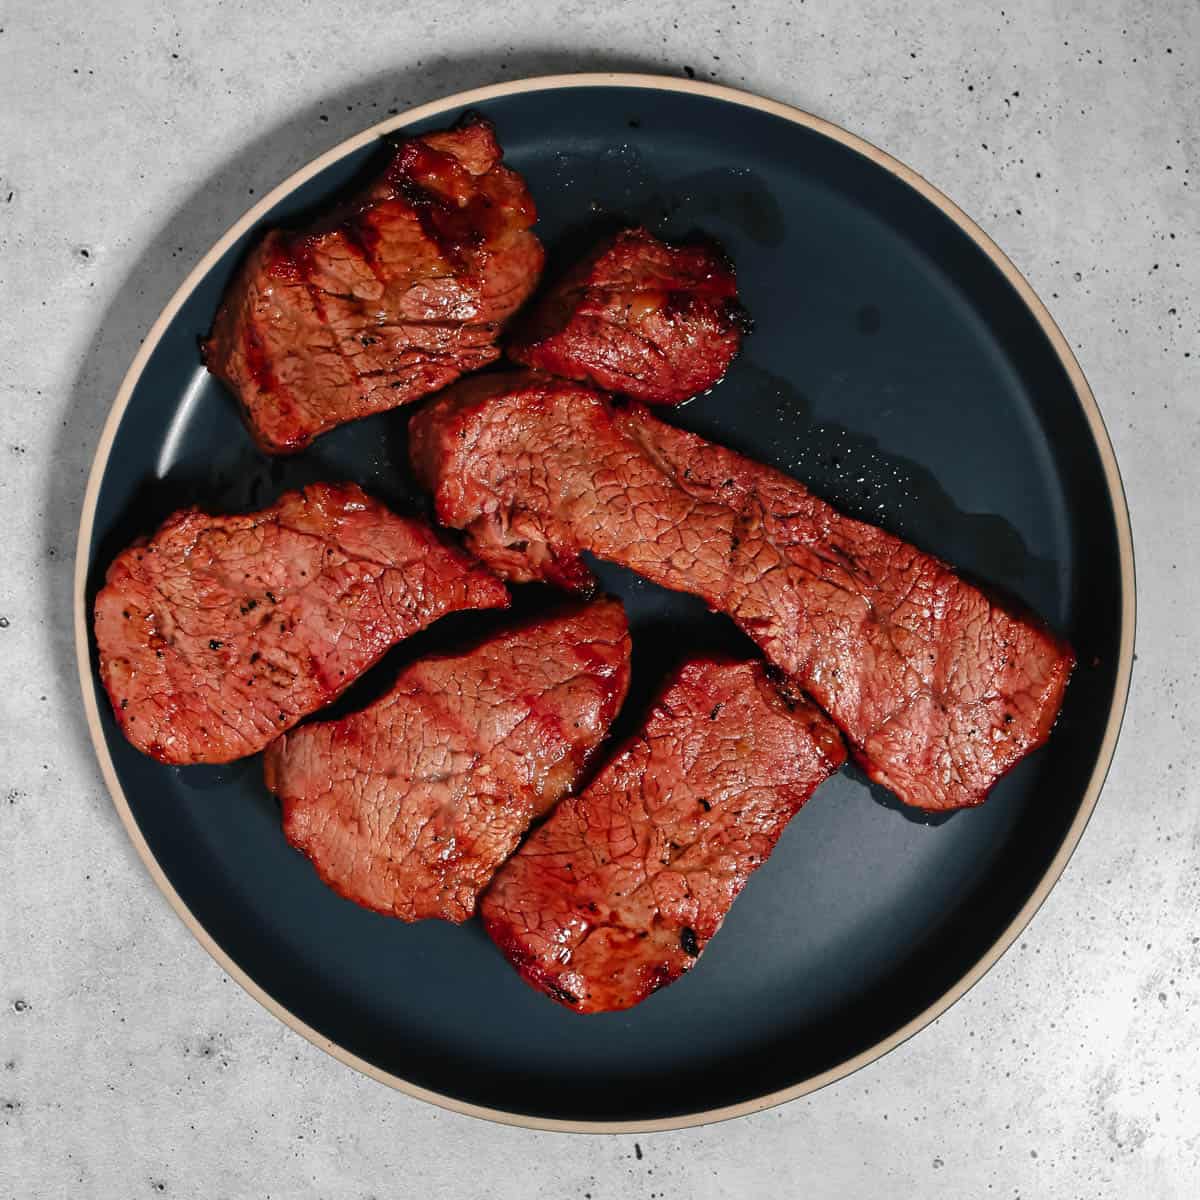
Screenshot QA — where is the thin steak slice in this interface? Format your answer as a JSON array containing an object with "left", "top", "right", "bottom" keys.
[
  {"left": 94, "top": 482, "right": 508, "bottom": 764},
  {"left": 203, "top": 114, "right": 544, "bottom": 453},
  {"left": 508, "top": 227, "right": 747, "bottom": 404},
  {"left": 263, "top": 600, "right": 631, "bottom": 923},
  {"left": 411, "top": 372, "right": 1075, "bottom": 810},
  {"left": 482, "top": 657, "right": 845, "bottom": 1012}
]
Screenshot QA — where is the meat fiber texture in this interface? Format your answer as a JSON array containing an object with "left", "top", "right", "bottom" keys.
[
  {"left": 203, "top": 114, "right": 544, "bottom": 453},
  {"left": 509, "top": 226, "right": 747, "bottom": 405},
  {"left": 411, "top": 372, "right": 1075, "bottom": 811},
  {"left": 94, "top": 483, "right": 508, "bottom": 764},
  {"left": 263, "top": 600, "right": 631, "bottom": 923},
  {"left": 482, "top": 657, "right": 845, "bottom": 1013}
]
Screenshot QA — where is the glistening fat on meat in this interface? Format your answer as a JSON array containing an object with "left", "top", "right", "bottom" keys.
[
  {"left": 93, "top": 483, "right": 509, "bottom": 764},
  {"left": 410, "top": 370, "right": 1074, "bottom": 811},
  {"left": 264, "top": 600, "right": 632, "bottom": 923},
  {"left": 481, "top": 657, "right": 845, "bottom": 1013}
]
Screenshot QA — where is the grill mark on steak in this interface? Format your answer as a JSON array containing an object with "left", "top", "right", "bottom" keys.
[
  {"left": 410, "top": 371, "right": 1075, "bottom": 811},
  {"left": 263, "top": 600, "right": 631, "bottom": 923},
  {"left": 203, "top": 114, "right": 544, "bottom": 454},
  {"left": 481, "top": 657, "right": 845, "bottom": 1013},
  {"left": 508, "top": 227, "right": 746, "bottom": 405},
  {"left": 93, "top": 483, "right": 509, "bottom": 765}
]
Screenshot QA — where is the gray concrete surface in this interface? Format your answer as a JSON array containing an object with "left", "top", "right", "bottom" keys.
[{"left": 1, "top": 0, "right": 1197, "bottom": 1195}]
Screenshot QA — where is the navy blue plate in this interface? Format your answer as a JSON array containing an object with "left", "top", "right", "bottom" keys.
[{"left": 75, "top": 77, "right": 1133, "bottom": 1130}]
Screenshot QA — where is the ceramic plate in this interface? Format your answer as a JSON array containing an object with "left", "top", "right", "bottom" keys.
[{"left": 74, "top": 75, "right": 1134, "bottom": 1131}]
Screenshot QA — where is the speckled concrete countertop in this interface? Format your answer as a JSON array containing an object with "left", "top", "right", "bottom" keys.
[{"left": 1, "top": 1, "right": 1197, "bottom": 1195}]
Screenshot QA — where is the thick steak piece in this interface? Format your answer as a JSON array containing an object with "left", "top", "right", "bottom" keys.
[
  {"left": 94, "top": 483, "right": 508, "bottom": 764},
  {"left": 203, "top": 114, "right": 544, "bottom": 453},
  {"left": 482, "top": 657, "right": 845, "bottom": 1012},
  {"left": 411, "top": 372, "right": 1075, "bottom": 810},
  {"left": 509, "top": 227, "right": 747, "bottom": 404},
  {"left": 263, "top": 600, "right": 632, "bottom": 923}
]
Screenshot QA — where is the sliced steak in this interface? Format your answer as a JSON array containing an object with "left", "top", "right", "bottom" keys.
[
  {"left": 263, "top": 600, "right": 631, "bottom": 923},
  {"left": 203, "top": 114, "right": 544, "bottom": 453},
  {"left": 482, "top": 657, "right": 845, "bottom": 1012},
  {"left": 94, "top": 483, "right": 508, "bottom": 764},
  {"left": 509, "top": 227, "right": 746, "bottom": 404},
  {"left": 411, "top": 372, "right": 1075, "bottom": 810}
]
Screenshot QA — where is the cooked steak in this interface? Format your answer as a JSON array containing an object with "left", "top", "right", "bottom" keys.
[
  {"left": 509, "top": 227, "right": 746, "bottom": 404},
  {"left": 411, "top": 372, "right": 1075, "bottom": 810},
  {"left": 203, "top": 114, "right": 544, "bottom": 453},
  {"left": 482, "top": 657, "right": 845, "bottom": 1012},
  {"left": 94, "top": 483, "right": 508, "bottom": 764},
  {"left": 263, "top": 600, "right": 631, "bottom": 923}
]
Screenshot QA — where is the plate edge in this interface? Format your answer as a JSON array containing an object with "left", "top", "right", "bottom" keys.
[{"left": 71, "top": 71, "right": 1137, "bottom": 1135}]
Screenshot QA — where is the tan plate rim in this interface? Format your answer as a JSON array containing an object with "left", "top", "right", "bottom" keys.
[{"left": 73, "top": 72, "right": 1136, "bottom": 1134}]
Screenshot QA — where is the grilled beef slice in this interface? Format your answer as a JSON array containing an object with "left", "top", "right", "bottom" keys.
[
  {"left": 203, "top": 114, "right": 544, "bottom": 452},
  {"left": 410, "top": 372, "right": 1074, "bottom": 810},
  {"left": 94, "top": 482, "right": 508, "bottom": 764},
  {"left": 482, "top": 657, "right": 845, "bottom": 1012},
  {"left": 509, "top": 227, "right": 746, "bottom": 404},
  {"left": 264, "top": 599, "right": 631, "bottom": 922}
]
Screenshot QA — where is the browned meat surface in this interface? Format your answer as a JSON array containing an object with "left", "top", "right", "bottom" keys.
[
  {"left": 411, "top": 372, "right": 1075, "bottom": 810},
  {"left": 94, "top": 483, "right": 508, "bottom": 764},
  {"left": 482, "top": 657, "right": 845, "bottom": 1012},
  {"left": 509, "top": 227, "right": 746, "bottom": 404},
  {"left": 263, "top": 600, "right": 631, "bottom": 923},
  {"left": 203, "top": 114, "right": 544, "bottom": 453}
]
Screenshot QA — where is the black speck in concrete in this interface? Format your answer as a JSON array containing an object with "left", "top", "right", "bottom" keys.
[
  {"left": 78, "top": 247, "right": 90, "bottom": 258},
  {"left": 683, "top": 65, "right": 695, "bottom": 78},
  {"left": 12, "top": 999, "right": 29, "bottom": 1013},
  {"left": 857, "top": 305, "right": 882, "bottom": 335},
  {"left": 0, "top": 616, "right": 9, "bottom": 628},
  {"left": 319, "top": 114, "right": 329, "bottom": 122},
  {"left": 634, "top": 1142, "right": 644, "bottom": 1160}
]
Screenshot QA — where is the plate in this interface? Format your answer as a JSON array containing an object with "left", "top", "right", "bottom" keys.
[{"left": 74, "top": 75, "right": 1134, "bottom": 1131}]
